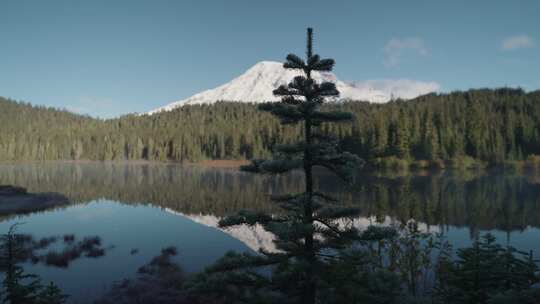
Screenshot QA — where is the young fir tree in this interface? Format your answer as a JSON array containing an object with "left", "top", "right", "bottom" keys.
[
  {"left": 38, "top": 282, "right": 68, "bottom": 304},
  {"left": 0, "top": 225, "right": 42, "bottom": 304},
  {"left": 435, "top": 233, "right": 539, "bottom": 304},
  {"left": 190, "top": 28, "right": 364, "bottom": 304},
  {"left": 0, "top": 225, "right": 68, "bottom": 304}
]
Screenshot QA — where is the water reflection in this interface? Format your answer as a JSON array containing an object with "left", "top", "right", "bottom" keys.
[
  {"left": 1, "top": 163, "right": 540, "bottom": 234},
  {"left": 1, "top": 163, "right": 540, "bottom": 302}
]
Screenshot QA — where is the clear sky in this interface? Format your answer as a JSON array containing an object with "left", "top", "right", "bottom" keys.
[{"left": 1, "top": 0, "right": 539, "bottom": 118}]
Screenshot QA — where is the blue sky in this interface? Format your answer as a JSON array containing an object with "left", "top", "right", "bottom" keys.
[{"left": 1, "top": 0, "right": 539, "bottom": 118}]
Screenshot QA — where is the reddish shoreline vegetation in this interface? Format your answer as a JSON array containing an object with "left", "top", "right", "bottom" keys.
[
  {"left": 3, "top": 158, "right": 540, "bottom": 173},
  {"left": 197, "top": 159, "right": 250, "bottom": 168},
  {"left": 0, "top": 159, "right": 250, "bottom": 169}
]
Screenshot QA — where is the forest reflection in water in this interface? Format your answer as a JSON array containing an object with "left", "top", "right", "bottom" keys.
[
  {"left": 1, "top": 162, "right": 540, "bottom": 236},
  {"left": 1, "top": 162, "right": 540, "bottom": 302}
]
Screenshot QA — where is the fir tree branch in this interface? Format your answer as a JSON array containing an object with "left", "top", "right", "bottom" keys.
[
  {"left": 284, "top": 54, "right": 306, "bottom": 70},
  {"left": 218, "top": 210, "right": 281, "bottom": 228}
]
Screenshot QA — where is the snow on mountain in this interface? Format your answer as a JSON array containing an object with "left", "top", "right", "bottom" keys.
[
  {"left": 347, "top": 79, "right": 440, "bottom": 100},
  {"left": 148, "top": 61, "right": 439, "bottom": 115},
  {"left": 163, "top": 208, "right": 439, "bottom": 253},
  {"left": 164, "top": 208, "right": 276, "bottom": 253}
]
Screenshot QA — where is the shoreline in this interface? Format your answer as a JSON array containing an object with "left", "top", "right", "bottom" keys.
[
  {"left": 0, "top": 159, "right": 539, "bottom": 173},
  {"left": 0, "top": 159, "right": 250, "bottom": 169}
]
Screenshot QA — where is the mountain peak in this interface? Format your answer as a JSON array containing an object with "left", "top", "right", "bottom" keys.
[
  {"left": 147, "top": 61, "right": 436, "bottom": 115},
  {"left": 250, "top": 60, "right": 282, "bottom": 67}
]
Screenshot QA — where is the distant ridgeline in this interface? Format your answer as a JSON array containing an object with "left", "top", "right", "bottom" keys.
[{"left": 1, "top": 88, "right": 540, "bottom": 168}]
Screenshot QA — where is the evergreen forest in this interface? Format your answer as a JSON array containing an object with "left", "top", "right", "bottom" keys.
[{"left": 2, "top": 88, "right": 540, "bottom": 168}]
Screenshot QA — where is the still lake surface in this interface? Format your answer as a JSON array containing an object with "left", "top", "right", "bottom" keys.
[{"left": 0, "top": 162, "right": 539, "bottom": 303}]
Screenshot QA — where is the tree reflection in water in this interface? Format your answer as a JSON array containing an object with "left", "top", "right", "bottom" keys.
[{"left": 1, "top": 163, "right": 539, "bottom": 235}]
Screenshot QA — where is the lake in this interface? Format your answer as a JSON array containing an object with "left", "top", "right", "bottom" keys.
[{"left": 0, "top": 162, "right": 539, "bottom": 303}]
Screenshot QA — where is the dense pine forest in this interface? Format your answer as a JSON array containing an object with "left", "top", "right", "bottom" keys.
[{"left": 1, "top": 88, "right": 540, "bottom": 167}]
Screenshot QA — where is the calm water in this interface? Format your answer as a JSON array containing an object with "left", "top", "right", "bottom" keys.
[{"left": 0, "top": 162, "right": 540, "bottom": 303}]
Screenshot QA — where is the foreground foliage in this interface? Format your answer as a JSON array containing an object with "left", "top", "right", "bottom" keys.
[
  {"left": 436, "top": 234, "right": 538, "bottom": 304},
  {"left": 184, "top": 223, "right": 539, "bottom": 304},
  {"left": 0, "top": 225, "right": 68, "bottom": 304},
  {"left": 0, "top": 225, "right": 538, "bottom": 303}
]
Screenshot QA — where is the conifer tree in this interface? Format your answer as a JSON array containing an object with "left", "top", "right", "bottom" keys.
[
  {"left": 435, "top": 234, "right": 539, "bottom": 304},
  {"left": 0, "top": 225, "right": 69, "bottom": 304},
  {"left": 0, "top": 225, "right": 42, "bottom": 304},
  {"left": 38, "top": 282, "right": 68, "bottom": 304},
  {"left": 191, "top": 28, "right": 363, "bottom": 304}
]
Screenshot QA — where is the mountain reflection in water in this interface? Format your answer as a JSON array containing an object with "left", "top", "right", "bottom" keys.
[{"left": 0, "top": 162, "right": 539, "bottom": 302}]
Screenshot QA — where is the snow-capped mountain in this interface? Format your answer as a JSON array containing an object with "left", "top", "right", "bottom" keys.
[
  {"left": 164, "top": 208, "right": 439, "bottom": 253},
  {"left": 148, "top": 61, "right": 439, "bottom": 115}
]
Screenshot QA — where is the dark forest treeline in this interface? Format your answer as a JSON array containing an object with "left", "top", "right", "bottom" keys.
[{"left": 2, "top": 88, "right": 540, "bottom": 165}]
